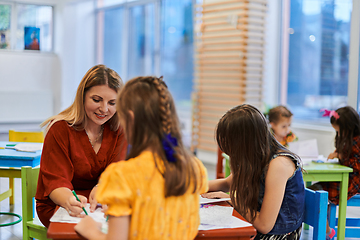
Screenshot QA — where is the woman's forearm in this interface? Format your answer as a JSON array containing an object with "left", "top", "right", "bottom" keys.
[{"left": 49, "top": 187, "right": 73, "bottom": 207}]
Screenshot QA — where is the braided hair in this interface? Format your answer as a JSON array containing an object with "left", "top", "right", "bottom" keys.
[{"left": 116, "top": 76, "right": 199, "bottom": 197}]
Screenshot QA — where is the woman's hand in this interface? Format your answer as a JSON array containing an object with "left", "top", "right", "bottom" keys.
[
  {"left": 75, "top": 216, "right": 105, "bottom": 240},
  {"left": 201, "top": 191, "right": 230, "bottom": 199},
  {"left": 49, "top": 187, "right": 88, "bottom": 218},
  {"left": 66, "top": 194, "right": 88, "bottom": 218},
  {"left": 89, "top": 185, "right": 98, "bottom": 212}
]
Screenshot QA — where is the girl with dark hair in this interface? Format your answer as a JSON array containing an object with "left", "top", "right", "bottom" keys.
[
  {"left": 202, "top": 104, "right": 305, "bottom": 240},
  {"left": 75, "top": 76, "right": 208, "bottom": 240},
  {"left": 312, "top": 106, "right": 360, "bottom": 240}
]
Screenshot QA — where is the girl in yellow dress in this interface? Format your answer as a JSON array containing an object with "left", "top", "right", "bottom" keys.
[{"left": 75, "top": 76, "right": 208, "bottom": 240}]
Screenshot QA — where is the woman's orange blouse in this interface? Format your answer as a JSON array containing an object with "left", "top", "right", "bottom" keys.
[
  {"left": 35, "top": 120, "right": 127, "bottom": 227},
  {"left": 96, "top": 151, "right": 209, "bottom": 240}
]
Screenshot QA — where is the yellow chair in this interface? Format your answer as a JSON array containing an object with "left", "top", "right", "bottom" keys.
[
  {"left": 21, "top": 166, "right": 49, "bottom": 240},
  {"left": 9, "top": 130, "right": 44, "bottom": 143},
  {"left": 6, "top": 130, "right": 44, "bottom": 205}
]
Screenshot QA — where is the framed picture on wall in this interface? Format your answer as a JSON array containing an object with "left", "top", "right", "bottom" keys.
[{"left": 24, "top": 26, "right": 40, "bottom": 50}]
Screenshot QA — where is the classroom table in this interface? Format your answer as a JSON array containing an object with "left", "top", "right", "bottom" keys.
[
  {"left": 0, "top": 141, "right": 42, "bottom": 204},
  {"left": 47, "top": 201, "right": 256, "bottom": 240},
  {"left": 303, "top": 162, "right": 353, "bottom": 240}
]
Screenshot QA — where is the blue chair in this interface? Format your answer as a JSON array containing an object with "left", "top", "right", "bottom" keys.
[
  {"left": 304, "top": 188, "right": 328, "bottom": 240},
  {"left": 329, "top": 194, "right": 360, "bottom": 238}
]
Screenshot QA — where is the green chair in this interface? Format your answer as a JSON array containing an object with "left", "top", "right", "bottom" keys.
[
  {"left": 224, "top": 153, "right": 230, "bottom": 177},
  {"left": 21, "top": 166, "right": 49, "bottom": 240}
]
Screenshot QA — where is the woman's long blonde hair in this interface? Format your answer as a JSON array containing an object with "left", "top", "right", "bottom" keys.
[{"left": 41, "top": 64, "right": 123, "bottom": 132}]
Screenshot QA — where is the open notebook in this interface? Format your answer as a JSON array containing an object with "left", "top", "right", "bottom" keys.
[{"left": 5, "top": 143, "right": 43, "bottom": 152}]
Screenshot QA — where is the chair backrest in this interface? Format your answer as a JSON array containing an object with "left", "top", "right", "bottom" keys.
[
  {"left": 21, "top": 166, "right": 40, "bottom": 222},
  {"left": 9, "top": 129, "right": 44, "bottom": 143},
  {"left": 217, "top": 147, "right": 225, "bottom": 179},
  {"left": 304, "top": 188, "right": 328, "bottom": 240}
]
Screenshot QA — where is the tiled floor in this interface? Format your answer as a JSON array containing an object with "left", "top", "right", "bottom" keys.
[{"left": 0, "top": 163, "right": 359, "bottom": 239}]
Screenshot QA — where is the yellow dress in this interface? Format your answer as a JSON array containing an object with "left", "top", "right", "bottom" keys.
[{"left": 96, "top": 151, "right": 209, "bottom": 240}]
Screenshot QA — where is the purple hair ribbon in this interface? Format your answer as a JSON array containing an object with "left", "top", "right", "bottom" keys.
[
  {"left": 162, "top": 133, "right": 178, "bottom": 162},
  {"left": 320, "top": 108, "right": 340, "bottom": 120}
]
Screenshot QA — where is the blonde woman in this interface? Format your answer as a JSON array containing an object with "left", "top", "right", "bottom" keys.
[{"left": 35, "top": 64, "right": 127, "bottom": 227}]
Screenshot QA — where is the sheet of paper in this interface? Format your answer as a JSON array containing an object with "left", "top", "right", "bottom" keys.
[
  {"left": 13, "top": 143, "right": 43, "bottom": 152},
  {"left": 50, "top": 203, "right": 108, "bottom": 233},
  {"left": 198, "top": 205, "right": 252, "bottom": 230},
  {"left": 199, "top": 196, "right": 231, "bottom": 204},
  {"left": 288, "top": 139, "right": 319, "bottom": 164},
  {"left": 50, "top": 204, "right": 106, "bottom": 224}
]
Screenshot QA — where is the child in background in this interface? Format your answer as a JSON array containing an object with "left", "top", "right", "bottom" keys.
[
  {"left": 268, "top": 105, "right": 298, "bottom": 147},
  {"left": 311, "top": 106, "right": 360, "bottom": 240},
  {"left": 75, "top": 76, "right": 208, "bottom": 240},
  {"left": 202, "top": 104, "right": 304, "bottom": 239}
]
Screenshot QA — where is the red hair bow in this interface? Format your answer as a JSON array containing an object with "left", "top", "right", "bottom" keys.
[{"left": 320, "top": 108, "right": 340, "bottom": 120}]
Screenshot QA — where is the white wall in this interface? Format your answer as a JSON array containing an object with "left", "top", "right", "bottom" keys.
[{"left": 0, "top": 50, "right": 60, "bottom": 126}]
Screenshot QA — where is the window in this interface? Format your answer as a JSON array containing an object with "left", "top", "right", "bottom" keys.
[
  {"left": 97, "top": 0, "right": 194, "bottom": 146},
  {"left": 127, "top": 3, "right": 156, "bottom": 79},
  {"left": 161, "top": 0, "right": 194, "bottom": 145},
  {"left": 97, "top": 0, "right": 158, "bottom": 80},
  {"left": 283, "top": 0, "right": 352, "bottom": 121},
  {"left": 0, "top": 2, "right": 53, "bottom": 51},
  {"left": 161, "top": 0, "right": 193, "bottom": 104},
  {"left": 101, "top": 7, "right": 124, "bottom": 75}
]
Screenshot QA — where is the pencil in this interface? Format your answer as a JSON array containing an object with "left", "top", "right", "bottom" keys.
[{"left": 71, "top": 190, "right": 88, "bottom": 215}]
